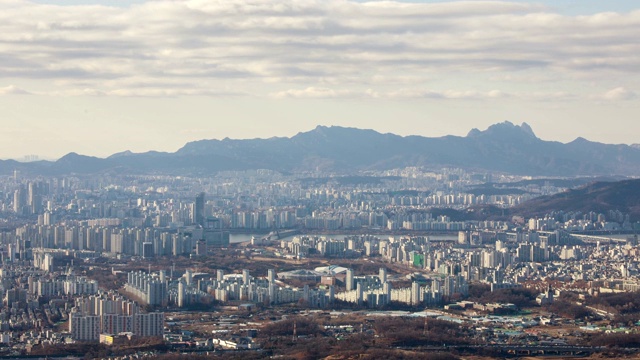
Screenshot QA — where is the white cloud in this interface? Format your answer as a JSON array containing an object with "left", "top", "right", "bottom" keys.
[
  {"left": 602, "top": 87, "right": 636, "bottom": 101},
  {"left": 272, "top": 87, "right": 512, "bottom": 100},
  {"left": 59, "top": 87, "right": 246, "bottom": 97},
  {"left": 0, "top": 85, "right": 31, "bottom": 95},
  {"left": 271, "top": 87, "right": 356, "bottom": 99},
  {"left": 382, "top": 89, "right": 508, "bottom": 100},
  {"left": 0, "top": 0, "right": 638, "bottom": 98}
]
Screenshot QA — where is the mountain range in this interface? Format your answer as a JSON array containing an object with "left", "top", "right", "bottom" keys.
[
  {"left": 429, "top": 178, "right": 640, "bottom": 222},
  {"left": 3, "top": 121, "right": 640, "bottom": 176},
  {"left": 509, "top": 178, "right": 640, "bottom": 221}
]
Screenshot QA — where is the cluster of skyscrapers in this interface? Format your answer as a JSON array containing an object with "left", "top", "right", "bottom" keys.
[
  {"left": 125, "top": 271, "right": 168, "bottom": 306},
  {"left": 69, "top": 291, "right": 164, "bottom": 341},
  {"left": 335, "top": 268, "right": 465, "bottom": 307}
]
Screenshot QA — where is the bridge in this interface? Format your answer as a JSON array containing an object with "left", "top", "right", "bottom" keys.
[
  {"left": 498, "top": 345, "right": 598, "bottom": 357},
  {"left": 570, "top": 233, "right": 629, "bottom": 245},
  {"left": 409, "top": 344, "right": 608, "bottom": 357},
  {"left": 252, "top": 229, "right": 299, "bottom": 245}
]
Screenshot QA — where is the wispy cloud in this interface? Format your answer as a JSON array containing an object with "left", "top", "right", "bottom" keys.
[
  {"left": 601, "top": 87, "right": 637, "bottom": 101},
  {"left": 0, "top": 1, "right": 638, "bottom": 99},
  {"left": 0, "top": 85, "right": 31, "bottom": 95},
  {"left": 271, "top": 87, "right": 591, "bottom": 102},
  {"left": 271, "top": 87, "right": 356, "bottom": 99}
]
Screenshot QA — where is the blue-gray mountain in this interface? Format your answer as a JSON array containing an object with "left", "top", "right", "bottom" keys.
[
  {"left": 509, "top": 178, "right": 640, "bottom": 221},
  {"left": 426, "top": 178, "right": 640, "bottom": 222},
  {"left": 3, "top": 122, "right": 640, "bottom": 176}
]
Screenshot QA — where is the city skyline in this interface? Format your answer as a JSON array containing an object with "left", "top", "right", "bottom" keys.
[{"left": 1, "top": 0, "right": 639, "bottom": 159}]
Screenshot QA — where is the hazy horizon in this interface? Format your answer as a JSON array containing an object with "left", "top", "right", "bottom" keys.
[
  {"left": 2, "top": 120, "right": 638, "bottom": 163},
  {"left": 1, "top": 0, "right": 639, "bottom": 160}
]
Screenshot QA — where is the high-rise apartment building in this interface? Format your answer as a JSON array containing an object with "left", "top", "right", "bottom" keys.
[{"left": 194, "top": 192, "right": 205, "bottom": 226}]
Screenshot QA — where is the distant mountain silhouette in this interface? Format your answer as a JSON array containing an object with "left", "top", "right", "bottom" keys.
[
  {"left": 510, "top": 178, "right": 640, "bottom": 221},
  {"left": 2, "top": 122, "right": 640, "bottom": 176}
]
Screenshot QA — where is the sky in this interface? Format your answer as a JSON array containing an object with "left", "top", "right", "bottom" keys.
[{"left": 1, "top": 0, "right": 639, "bottom": 160}]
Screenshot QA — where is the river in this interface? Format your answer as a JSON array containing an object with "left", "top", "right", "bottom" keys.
[{"left": 229, "top": 233, "right": 457, "bottom": 244}]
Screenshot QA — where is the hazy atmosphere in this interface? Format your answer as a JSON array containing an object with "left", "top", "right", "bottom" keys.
[
  {"left": 1, "top": 0, "right": 639, "bottom": 159},
  {"left": 3, "top": 2, "right": 640, "bottom": 358}
]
